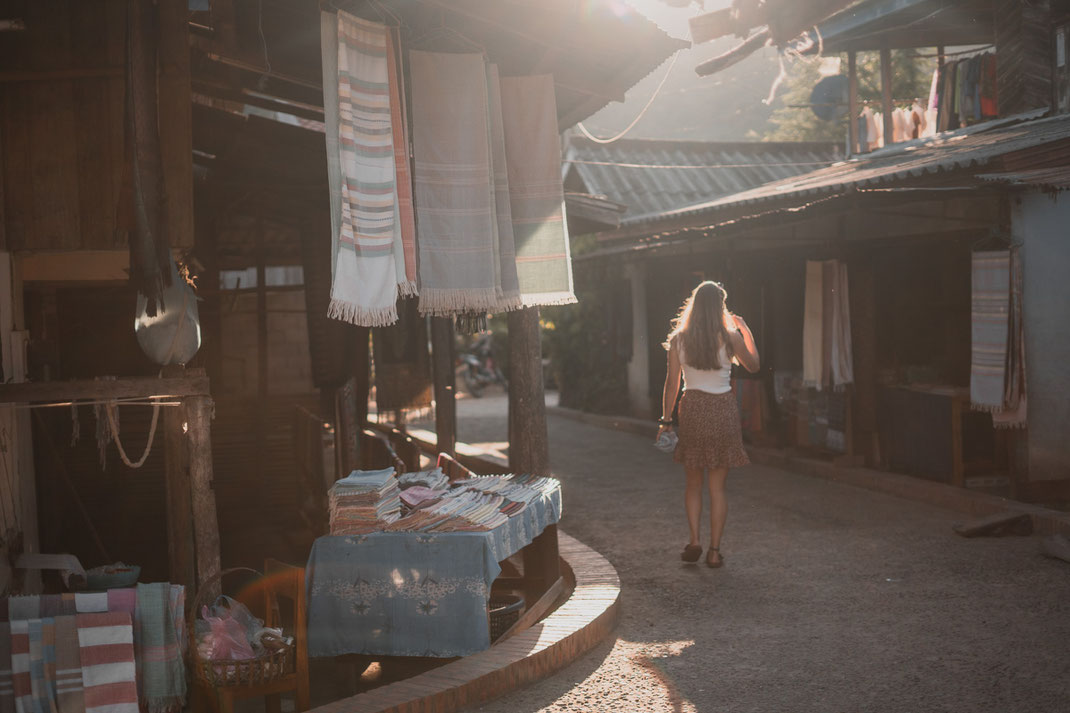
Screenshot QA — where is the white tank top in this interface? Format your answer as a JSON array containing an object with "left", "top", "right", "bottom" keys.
[{"left": 679, "top": 339, "right": 733, "bottom": 395}]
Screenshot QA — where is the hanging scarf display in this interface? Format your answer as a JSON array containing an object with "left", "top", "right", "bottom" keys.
[{"left": 499, "top": 74, "right": 577, "bottom": 307}]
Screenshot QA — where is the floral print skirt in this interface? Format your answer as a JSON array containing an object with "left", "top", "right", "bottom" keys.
[{"left": 673, "top": 388, "right": 750, "bottom": 471}]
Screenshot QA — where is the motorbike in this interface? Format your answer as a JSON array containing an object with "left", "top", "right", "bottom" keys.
[{"left": 458, "top": 333, "right": 507, "bottom": 397}]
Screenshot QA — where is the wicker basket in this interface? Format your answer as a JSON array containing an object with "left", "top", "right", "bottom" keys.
[
  {"left": 191, "top": 567, "right": 295, "bottom": 688},
  {"left": 489, "top": 592, "right": 525, "bottom": 641}
]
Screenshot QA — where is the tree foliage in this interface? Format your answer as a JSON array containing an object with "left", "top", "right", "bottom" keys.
[{"left": 761, "top": 50, "right": 937, "bottom": 142}]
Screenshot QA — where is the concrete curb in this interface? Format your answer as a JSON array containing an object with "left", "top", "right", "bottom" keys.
[{"left": 548, "top": 405, "right": 1070, "bottom": 537}]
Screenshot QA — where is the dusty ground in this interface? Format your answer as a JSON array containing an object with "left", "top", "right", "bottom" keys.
[{"left": 444, "top": 394, "right": 1070, "bottom": 713}]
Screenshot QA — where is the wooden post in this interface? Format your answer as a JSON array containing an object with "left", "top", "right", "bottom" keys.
[
  {"left": 507, "top": 307, "right": 550, "bottom": 476},
  {"left": 186, "top": 395, "right": 222, "bottom": 598},
  {"left": 430, "top": 317, "right": 457, "bottom": 457},
  {"left": 162, "top": 369, "right": 196, "bottom": 590},
  {"left": 847, "top": 50, "right": 859, "bottom": 155},
  {"left": 880, "top": 44, "right": 895, "bottom": 146}
]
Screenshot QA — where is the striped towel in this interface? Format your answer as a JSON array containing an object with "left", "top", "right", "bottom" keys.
[
  {"left": 74, "top": 595, "right": 107, "bottom": 615},
  {"left": 9, "top": 621, "right": 30, "bottom": 713},
  {"left": 499, "top": 74, "right": 576, "bottom": 308},
  {"left": 325, "top": 11, "right": 405, "bottom": 327},
  {"left": 133, "top": 584, "right": 185, "bottom": 713},
  {"left": 0, "top": 623, "right": 14, "bottom": 713},
  {"left": 104, "top": 591, "right": 135, "bottom": 619},
  {"left": 166, "top": 588, "right": 185, "bottom": 660},
  {"left": 53, "top": 617, "right": 84, "bottom": 713},
  {"left": 970, "top": 250, "right": 1010, "bottom": 412},
  {"left": 76, "top": 613, "right": 138, "bottom": 713},
  {"left": 34, "top": 619, "right": 58, "bottom": 712},
  {"left": 410, "top": 50, "right": 501, "bottom": 317}
]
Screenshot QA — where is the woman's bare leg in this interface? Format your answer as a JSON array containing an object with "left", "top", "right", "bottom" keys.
[
  {"left": 707, "top": 467, "right": 728, "bottom": 560},
  {"left": 685, "top": 466, "right": 705, "bottom": 547}
]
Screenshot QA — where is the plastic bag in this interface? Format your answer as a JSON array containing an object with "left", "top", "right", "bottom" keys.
[
  {"left": 195, "top": 595, "right": 262, "bottom": 661},
  {"left": 135, "top": 259, "right": 201, "bottom": 366}
]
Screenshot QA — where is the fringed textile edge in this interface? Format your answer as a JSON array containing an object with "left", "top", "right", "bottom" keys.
[
  {"left": 328, "top": 298, "right": 398, "bottom": 327},
  {"left": 519, "top": 291, "right": 577, "bottom": 308},
  {"left": 969, "top": 402, "right": 1003, "bottom": 414},
  {"left": 992, "top": 420, "right": 1027, "bottom": 430},
  {"left": 397, "top": 280, "right": 419, "bottom": 298},
  {"left": 418, "top": 287, "right": 502, "bottom": 317},
  {"left": 496, "top": 291, "right": 524, "bottom": 312}
]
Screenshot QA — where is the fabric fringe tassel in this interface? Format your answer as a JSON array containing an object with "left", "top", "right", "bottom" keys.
[
  {"left": 520, "top": 292, "right": 578, "bottom": 308},
  {"left": 328, "top": 298, "right": 399, "bottom": 328},
  {"left": 418, "top": 287, "right": 502, "bottom": 318},
  {"left": 397, "top": 281, "right": 419, "bottom": 298},
  {"left": 496, "top": 292, "right": 524, "bottom": 313}
]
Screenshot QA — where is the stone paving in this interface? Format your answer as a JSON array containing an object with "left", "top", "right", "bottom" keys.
[{"left": 442, "top": 394, "right": 1070, "bottom": 713}]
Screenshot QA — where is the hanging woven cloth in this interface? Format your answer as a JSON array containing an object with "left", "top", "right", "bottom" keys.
[
  {"left": 410, "top": 51, "right": 501, "bottom": 317},
  {"left": 323, "top": 11, "right": 404, "bottom": 327},
  {"left": 498, "top": 74, "right": 577, "bottom": 308}
]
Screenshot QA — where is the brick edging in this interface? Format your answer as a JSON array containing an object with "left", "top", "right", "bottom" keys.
[
  {"left": 548, "top": 404, "right": 1070, "bottom": 537},
  {"left": 309, "top": 531, "right": 621, "bottom": 713}
]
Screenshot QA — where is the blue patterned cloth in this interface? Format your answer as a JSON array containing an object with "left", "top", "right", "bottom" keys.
[{"left": 306, "top": 483, "right": 561, "bottom": 658}]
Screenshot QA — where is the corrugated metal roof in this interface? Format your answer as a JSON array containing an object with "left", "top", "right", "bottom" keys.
[
  {"left": 653, "top": 109, "right": 1065, "bottom": 223},
  {"left": 977, "top": 167, "right": 1070, "bottom": 190},
  {"left": 564, "top": 137, "right": 840, "bottom": 226}
]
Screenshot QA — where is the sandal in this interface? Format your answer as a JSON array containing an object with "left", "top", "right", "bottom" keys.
[
  {"left": 680, "top": 544, "right": 703, "bottom": 563},
  {"left": 706, "top": 547, "right": 724, "bottom": 569}
]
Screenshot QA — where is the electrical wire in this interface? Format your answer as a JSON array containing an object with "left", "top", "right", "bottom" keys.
[
  {"left": 576, "top": 50, "right": 680, "bottom": 144},
  {"left": 564, "top": 158, "right": 834, "bottom": 170}
]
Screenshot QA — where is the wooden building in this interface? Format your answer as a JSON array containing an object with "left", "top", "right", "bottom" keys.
[
  {"left": 570, "top": 0, "right": 1070, "bottom": 504},
  {"left": 0, "top": 0, "right": 680, "bottom": 597}
]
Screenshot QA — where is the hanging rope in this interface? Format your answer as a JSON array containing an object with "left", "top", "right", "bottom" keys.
[
  {"left": 104, "top": 397, "right": 161, "bottom": 469},
  {"left": 576, "top": 50, "right": 680, "bottom": 144}
]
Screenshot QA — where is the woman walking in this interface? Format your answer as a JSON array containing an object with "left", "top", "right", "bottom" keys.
[{"left": 657, "top": 281, "right": 760, "bottom": 568}]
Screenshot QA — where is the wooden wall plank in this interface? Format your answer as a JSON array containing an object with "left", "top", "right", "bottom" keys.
[{"left": 158, "top": 0, "right": 195, "bottom": 250}]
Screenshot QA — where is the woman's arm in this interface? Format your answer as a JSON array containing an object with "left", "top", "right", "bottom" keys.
[
  {"left": 658, "top": 340, "right": 682, "bottom": 435},
  {"left": 728, "top": 315, "right": 761, "bottom": 373}
]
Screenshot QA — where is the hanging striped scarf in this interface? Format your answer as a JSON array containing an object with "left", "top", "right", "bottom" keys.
[
  {"left": 324, "top": 11, "right": 406, "bottom": 326},
  {"left": 970, "top": 250, "right": 1010, "bottom": 412}
]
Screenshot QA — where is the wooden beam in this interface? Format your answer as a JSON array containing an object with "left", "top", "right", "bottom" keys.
[
  {"left": 187, "top": 395, "right": 222, "bottom": 599},
  {"left": 847, "top": 50, "right": 859, "bottom": 155},
  {"left": 0, "top": 68, "right": 123, "bottom": 83},
  {"left": 507, "top": 307, "right": 550, "bottom": 476},
  {"left": 880, "top": 44, "right": 895, "bottom": 147},
  {"left": 695, "top": 29, "right": 770, "bottom": 77},
  {"left": 159, "top": 0, "right": 195, "bottom": 251},
  {"left": 0, "top": 375, "right": 211, "bottom": 403},
  {"left": 431, "top": 317, "right": 457, "bottom": 457}
]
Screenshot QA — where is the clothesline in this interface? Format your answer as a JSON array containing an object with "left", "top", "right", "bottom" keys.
[
  {"left": 563, "top": 159, "right": 834, "bottom": 170},
  {"left": 9, "top": 397, "right": 183, "bottom": 410}
]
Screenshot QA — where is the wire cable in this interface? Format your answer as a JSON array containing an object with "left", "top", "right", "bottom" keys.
[{"left": 576, "top": 50, "right": 681, "bottom": 144}]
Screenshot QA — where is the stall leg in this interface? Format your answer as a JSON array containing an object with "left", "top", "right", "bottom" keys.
[
  {"left": 187, "top": 394, "right": 222, "bottom": 599},
  {"left": 507, "top": 307, "right": 549, "bottom": 476},
  {"left": 431, "top": 316, "right": 457, "bottom": 457}
]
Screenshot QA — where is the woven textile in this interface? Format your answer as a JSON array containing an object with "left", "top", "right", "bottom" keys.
[
  {"left": 970, "top": 250, "right": 1010, "bottom": 411},
  {"left": 991, "top": 249, "right": 1027, "bottom": 429},
  {"left": 73, "top": 595, "right": 106, "bottom": 615},
  {"left": 0, "top": 623, "right": 13, "bottom": 713},
  {"left": 76, "top": 612, "right": 138, "bottom": 713},
  {"left": 9, "top": 620, "right": 30, "bottom": 713},
  {"left": 133, "top": 584, "right": 185, "bottom": 713},
  {"left": 830, "top": 261, "right": 854, "bottom": 389},
  {"left": 105, "top": 591, "right": 135, "bottom": 618},
  {"left": 499, "top": 74, "right": 576, "bottom": 307},
  {"left": 326, "top": 11, "right": 405, "bottom": 326},
  {"left": 7, "top": 599, "right": 38, "bottom": 624},
  {"left": 386, "top": 28, "right": 417, "bottom": 290},
  {"left": 410, "top": 51, "right": 501, "bottom": 316},
  {"left": 486, "top": 65, "right": 521, "bottom": 311},
  {"left": 53, "top": 617, "right": 84, "bottom": 713},
  {"left": 802, "top": 261, "right": 824, "bottom": 388}
]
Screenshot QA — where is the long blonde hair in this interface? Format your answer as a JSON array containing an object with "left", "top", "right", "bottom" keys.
[{"left": 664, "top": 281, "right": 734, "bottom": 370}]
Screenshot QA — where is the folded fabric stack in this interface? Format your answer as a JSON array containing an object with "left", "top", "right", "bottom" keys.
[
  {"left": 329, "top": 468, "right": 401, "bottom": 535},
  {"left": 398, "top": 468, "right": 449, "bottom": 492},
  {"left": 389, "top": 473, "right": 560, "bottom": 532}
]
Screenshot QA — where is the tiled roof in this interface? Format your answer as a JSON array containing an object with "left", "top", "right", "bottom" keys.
[{"left": 564, "top": 137, "right": 841, "bottom": 226}]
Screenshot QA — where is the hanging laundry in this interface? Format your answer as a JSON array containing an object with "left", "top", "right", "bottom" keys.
[
  {"left": 323, "top": 11, "right": 408, "bottom": 327},
  {"left": 410, "top": 51, "right": 501, "bottom": 317},
  {"left": 803, "top": 261, "right": 824, "bottom": 389},
  {"left": 499, "top": 74, "right": 577, "bottom": 307},
  {"left": 486, "top": 65, "right": 522, "bottom": 312},
  {"left": 802, "top": 260, "right": 853, "bottom": 390},
  {"left": 386, "top": 29, "right": 418, "bottom": 295}
]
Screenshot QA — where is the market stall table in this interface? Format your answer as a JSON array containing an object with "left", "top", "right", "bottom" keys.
[{"left": 305, "top": 480, "right": 561, "bottom": 658}]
